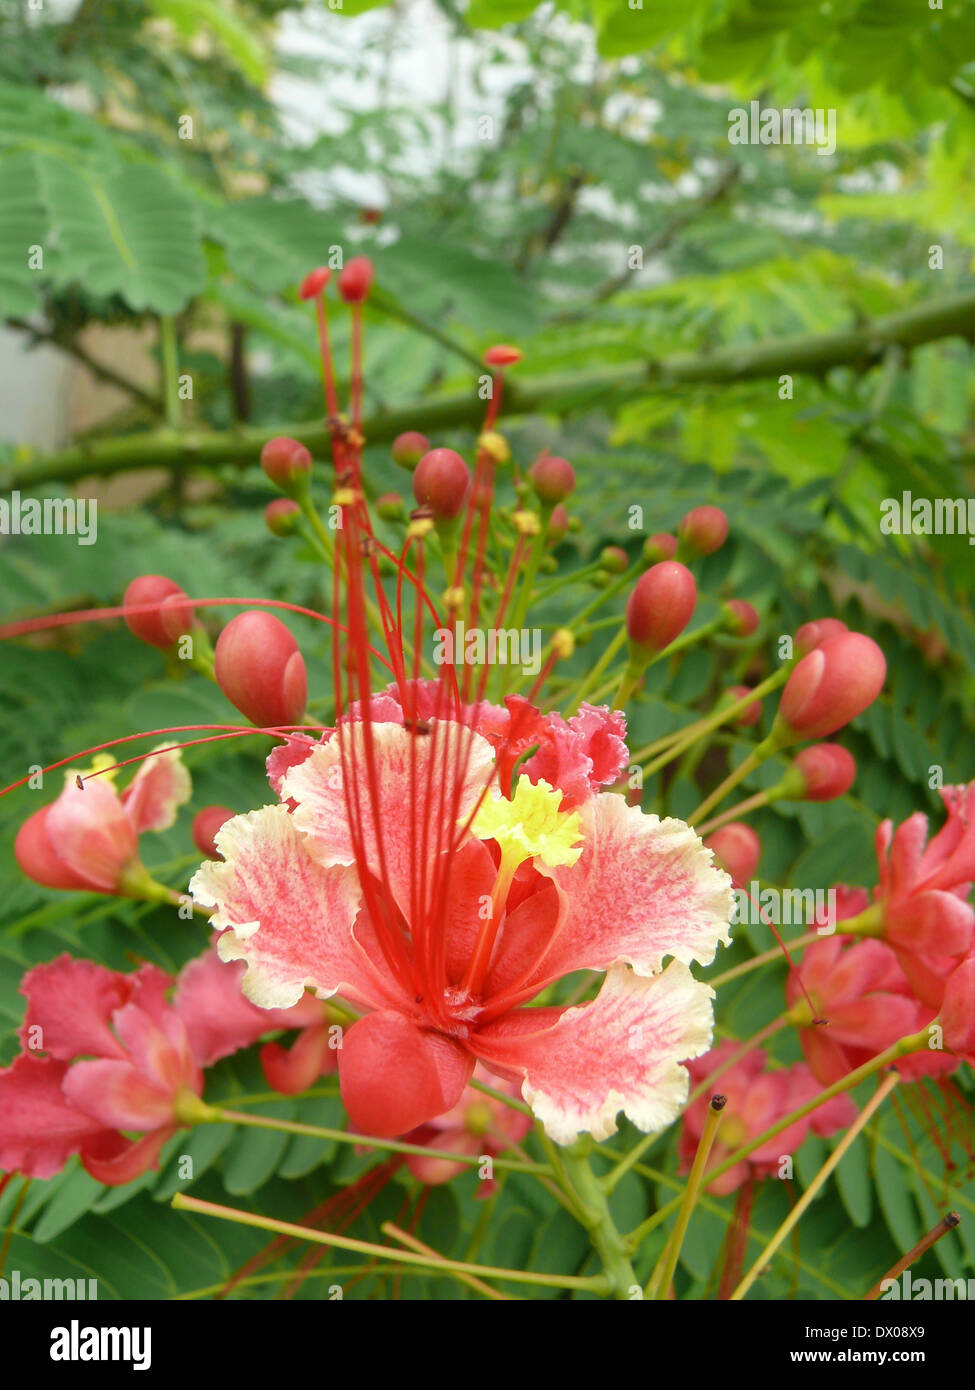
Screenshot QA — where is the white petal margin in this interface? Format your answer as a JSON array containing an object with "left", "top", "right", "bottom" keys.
[
  {"left": 471, "top": 960, "right": 715, "bottom": 1145},
  {"left": 528, "top": 795, "right": 732, "bottom": 987},
  {"left": 188, "top": 804, "right": 392, "bottom": 1012},
  {"left": 282, "top": 718, "right": 497, "bottom": 919}
]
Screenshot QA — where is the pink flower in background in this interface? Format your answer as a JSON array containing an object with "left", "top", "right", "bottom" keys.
[
  {"left": 679, "top": 1042, "right": 855, "bottom": 1195},
  {"left": 785, "top": 936, "right": 951, "bottom": 1085},
  {"left": 0, "top": 945, "right": 332, "bottom": 1185},
  {"left": 871, "top": 783, "right": 975, "bottom": 1008},
  {"left": 402, "top": 1065, "right": 532, "bottom": 1194},
  {"left": 191, "top": 704, "right": 732, "bottom": 1145},
  {"left": 14, "top": 745, "right": 190, "bottom": 894}
]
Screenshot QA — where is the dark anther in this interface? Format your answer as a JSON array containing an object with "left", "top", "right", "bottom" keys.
[
  {"left": 75, "top": 775, "right": 85, "bottom": 790},
  {"left": 812, "top": 1016, "right": 829, "bottom": 1027},
  {"left": 710, "top": 1094, "right": 728, "bottom": 1111},
  {"left": 360, "top": 536, "right": 378, "bottom": 557},
  {"left": 415, "top": 994, "right": 423, "bottom": 1004},
  {"left": 403, "top": 718, "right": 431, "bottom": 736}
]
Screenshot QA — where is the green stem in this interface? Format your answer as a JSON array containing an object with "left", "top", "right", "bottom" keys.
[
  {"left": 173, "top": 1194, "right": 609, "bottom": 1293},
  {"left": 158, "top": 316, "right": 181, "bottom": 431},
  {"left": 558, "top": 1140, "right": 639, "bottom": 1299},
  {"left": 650, "top": 1094, "right": 725, "bottom": 1298}
]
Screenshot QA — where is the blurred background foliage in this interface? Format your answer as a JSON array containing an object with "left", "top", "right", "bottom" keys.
[{"left": 0, "top": 0, "right": 974, "bottom": 1299}]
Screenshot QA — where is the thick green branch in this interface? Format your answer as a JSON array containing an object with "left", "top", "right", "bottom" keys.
[{"left": 6, "top": 289, "right": 975, "bottom": 489}]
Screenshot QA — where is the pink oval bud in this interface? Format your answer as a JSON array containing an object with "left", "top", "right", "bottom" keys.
[
  {"left": 643, "top": 533, "right": 677, "bottom": 563},
  {"left": 679, "top": 505, "right": 728, "bottom": 557},
  {"left": 391, "top": 431, "right": 430, "bottom": 471},
  {"left": 484, "top": 344, "right": 521, "bottom": 367},
  {"left": 723, "top": 599, "right": 759, "bottom": 637},
  {"left": 123, "top": 575, "right": 193, "bottom": 650},
  {"left": 260, "top": 436, "right": 312, "bottom": 492},
  {"left": 338, "top": 256, "right": 374, "bottom": 303},
  {"left": 795, "top": 618, "right": 848, "bottom": 656},
  {"left": 725, "top": 685, "right": 762, "bottom": 727},
  {"left": 705, "top": 823, "right": 760, "bottom": 884},
  {"left": 778, "top": 632, "right": 886, "bottom": 741},
  {"left": 600, "top": 545, "right": 629, "bottom": 575},
  {"left": 791, "top": 744, "right": 856, "bottom": 802},
  {"left": 529, "top": 455, "right": 575, "bottom": 506},
  {"left": 264, "top": 499, "right": 300, "bottom": 537},
  {"left": 191, "top": 805, "right": 235, "bottom": 859},
  {"left": 413, "top": 448, "right": 471, "bottom": 521},
  {"left": 547, "top": 505, "right": 569, "bottom": 544},
  {"left": 215, "top": 612, "right": 308, "bottom": 728},
  {"left": 625, "top": 561, "right": 697, "bottom": 653},
  {"left": 298, "top": 266, "right": 331, "bottom": 300}
]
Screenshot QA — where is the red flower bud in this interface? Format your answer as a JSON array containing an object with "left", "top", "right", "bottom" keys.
[
  {"left": 679, "top": 505, "right": 728, "bottom": 557},
  {"left": 725, "top": 685, "right": 762, "bottom": 727},
  {"left": 264, "top": 499, "right": 300, "bottom": 537},
  {"left": 484, "top": 345, "right": 521, "bottom": 367},
  {"left": 412, "top": 449, "right": 471, "bottom": 521},
  {"left": 123, "top": 575, "right": 194, "bottom": 650},
  {"left": 260, "top": 436, "right": 312, "bottom": 493},
  {"left": 214, "top": 612, "right": 308, "bottom": 728},
  {"left": 191, "top": 805, "right": 235, "bottom": 859},
  {"left": 337, "top": 256, "right": 374, "bottom": 303},
  {"left": 547, "top": 504, "right": 569, "bottom": 544},
  {"left": 795, "top": 618, "right": 848, "bottom": 656},
  {"left": 705, "top": 823, "right": 761, "bottom": 884},
  {"left": 643, "top": 533, "right": 677, "bottom": 563},
  {"left": 529, "top": 455, "right": 575, "bottom": 505},
  {"left": 625, "top": 561, "right": 697, "bottom": 653},
  {"left": 298, "top": 266, "right": 331, "bottom": 300},
  {"left": 790, "top": 744, "right": 857, "bottom": 802},
  {"left": 391, "top": 431, "right": 430, "bottom": 470},
  {"left": 600, "top": 545, "right": 629, "bottom": 574},
  {"left": 778, "top": 632, "right": 886, "bottom": 741},
  {"left": 723, "top": 599, "right": 759, "bottom": 637}
]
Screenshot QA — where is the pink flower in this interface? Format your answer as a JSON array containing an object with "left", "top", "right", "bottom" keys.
[
  {"left": 14, "top": 745, "right": 190, "bottom": 895},
  {"left": 872, "top": 784, "right": 975, "bottom": 1008},
  {"left": 785, "top": 937, "right": 949, "bottom": 1086},
  {"left": 0, "top": 946, "right": 329, "bottom": 1184},
  {"left": 191, "top": 705, "right": 732, "bottom": 1144},
  {"left": 680, "top": 1042, "right": 854, "bottom": 1195},
  {"left": 402, "top": 1065, "right": 532, "bottom": 1194}
]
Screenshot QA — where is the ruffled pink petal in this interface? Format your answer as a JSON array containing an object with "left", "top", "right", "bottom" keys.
[
  {"left": 339, "top": 1011, "right": 475, "bottom": 1137},
  {"left": 942, "top": 955, "right": 975, "bottom": 1056},
  {"left": 189, "top": 804, "right": 392, "bottom": 1011},
  {"left": 283, "top": 719, "right": 497, "bottom": 924},
  {"left": 471, "top": 960, "right": 714, "bottom": 1144},
  {"left": 0, "top": 1054, "right": 107, "bottom": 1179},
  {"left": 522, "top": 704, "right": 628, "bottom": 808},
  {"left": 508, "top": 795, "right": 730, "bottom": 993},
  {"left": 173, "top": 947, "right": 326, "bottom": 1067},
  {"left": 80, "top": 1126, "right": 178, "bottom": 1186},
  {"left": 266, "top": 733, "right": 326, "bottom": 800},
  {"left": 45, "top": 779, "right": 138, "bottom": 891},
  {"left": 120, "top": 744, "right": 191, "bottom": 833},
  {"left": 17, "top": 955, "right": 130, "bottom": 1060}
]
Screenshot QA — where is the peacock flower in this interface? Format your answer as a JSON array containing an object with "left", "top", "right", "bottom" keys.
[
  {"left": 869, "top": 783, "right": 975, "bottom": 1009},
  {"left": 0, "top": 946, "right": 331, "bottom": 1184},
  {"left": 190, "top": 701, "right": 732, "bottom": 1146},
  {"left": 679, "top": 1042, "right": 855, "bottom": 1195},
  {"left": 14, "top": 745, "right": 190, "bottom": 896}
]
